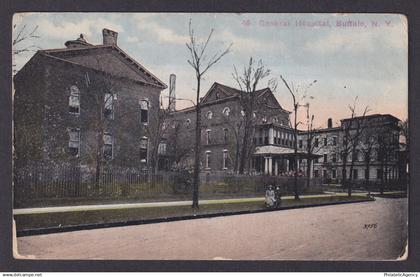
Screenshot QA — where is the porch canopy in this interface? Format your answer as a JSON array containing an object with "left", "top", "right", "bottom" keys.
[
  {"left": 253, "top": 145, "right": 321, "bottom": 159},
  {"left": 252, "top": 145, "right": 321, "bottom": 175}
]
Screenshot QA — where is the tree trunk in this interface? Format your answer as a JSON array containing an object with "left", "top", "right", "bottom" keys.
[
  {"left": 238, "top": 118, "right": 251, "bottom": 174},
  {"left": 342, "top": 153, "right": 348, "bottom": 194},
  {"left": 192, "top": 77, "right": 201, "bottom": 209},
  {"left": 293, "top": 106, "right": 299, "bottom": 200},
  {"left": 365, "top": 160, "right": 370, "bottom": 191},
  {"left": 306, "top": 158, "right": 311, "bottom": 188},
  {"left": 95, "top": 110, "right": 104, "bottom": 195}
]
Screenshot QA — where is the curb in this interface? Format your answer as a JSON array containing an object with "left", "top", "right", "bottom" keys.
[{"left": 16, "top": 197, "right": 374, "bottom": 237}]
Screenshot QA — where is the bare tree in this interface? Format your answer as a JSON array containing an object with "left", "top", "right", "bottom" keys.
[
  {"left": 360, "top": 125, "right": 378, "bottom": 192},
  {"left": 303, "top": 104, "right": 316, "bottom": 188},
  {"left": 280, "top": 76, "right": 317, "bottom": 200},
  {"left": 145, "top": 96, "right": 176, "bottom": 174},
  {"left": 340, "top": 97, "right": 369, "bottom": 197},
  {"left": 13, "top": 24, "right": 40, "bottom": 74},
  {"left": 186, "top": 19, "right": 232, "bottom": 209},
  {"left": 232, "top": 58, "right": 273, "bottom": 174}
]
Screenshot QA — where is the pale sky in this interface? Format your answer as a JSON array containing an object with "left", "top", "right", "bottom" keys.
[{"left": 13, "top": 13, "right": 408, "bottom": 128}]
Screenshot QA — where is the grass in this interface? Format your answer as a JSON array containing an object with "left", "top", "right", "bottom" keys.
[{"left": 14, "top": 195, "right": 371, "bottom": 232}]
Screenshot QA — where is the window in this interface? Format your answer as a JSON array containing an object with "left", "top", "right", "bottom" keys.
[
  {"left": 332, "top": 153, "right": 337, "bottom": 163},
  {"left": 140, "top": 99, "right": 149, "bottom": 124},
  {"left": 222, "top": 150, "right": 228, "bottom": 169},
  {"left": 69, "top": 85, "right": 80, "bottom": 114},
  {"left": 104, "top": 93, "right": 114, "bottom": 119},
  {"left": 68, "top": 128, "right": 80, "bottom": 156},
  {"left": 206, "top": 129, "right": 211, "bottom": 145},
  {"left": 323, "top": 154, "right": 328, "bottom": 163},
  {"left": 186, "top": 118, "right": 191, "bottom": 127},
  {"left": 314, "top": 170, "right": 319, "bottom": 177},
  {"left": 140, "top": 137, "right": 148, "bottom": 162},
  {"left": 365, "top": 169, "right": 369, "bottom": 180},
  {"left": 376, "top": 169, "right": 382, "bottom": 179},
  {"left": 332, "top": 169, "right": 337, "bottom": 179},
  {"left": 324, "top": 137, "right": 327, "bottom": 146},
  {"left": 223, "top": 128, "right": 228, "bottom": 144},
  {"left": 264, "top": 129, "right": 268, "bottom": 145},
  {"left": 353, "top": 169, "right": 358, "bottom": 180},
  {"left": 332, "top": 136, "right": 337, "bottom": 146},
  {"left": 241, "top": 110, "right": 245, "bottom": 117},
  {"left": 262, "top": 116, "right": 267, "bottom": 123},
  {"left": 323, "top": 170, "right": 327, "bottom": 178},
  {"left": 299, "top": 139, "right": 303, "bottom": 149},
  {"left": 158, "top": 141, "right": 167, "bottom": 155},
  {"left": 205, "top": 151, "right": 211, "bottom": 169},
  {"left": 206, "top": 111, "right": 213, "bottom": 119},
  {"left": 103, "top": 133, "right": 113, "bottom": 160},
  {"left": 222, "top": 107, "right": 230, "bottom": 116},
  {"left": 273, "top": 117, "right": 278, "bottom": 123},
  {"left": 314, "top": 138, "right": 319, "bottom": 147}
]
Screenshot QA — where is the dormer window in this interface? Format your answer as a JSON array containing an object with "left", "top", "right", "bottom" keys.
[
  {"left": 206, "top": 111, "right": 213, "bottom": 119},
  {"left": 140, "top": 99, "right": 149, "bottom": 124},
  {"left": 69, "top": 85, "right": 80, "bottom": 114}
]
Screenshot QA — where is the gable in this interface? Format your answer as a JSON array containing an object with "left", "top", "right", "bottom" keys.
[
  {"left": 258, "top": 89, "right": 284, "bottom": 110},
  {"left": 44, "top": 47, "right": 166, "bottom": 88},
  {"left": 201, "top": 87, "right": 230, "bottom": 104}
]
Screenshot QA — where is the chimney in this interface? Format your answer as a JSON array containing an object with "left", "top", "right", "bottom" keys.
[
  {"left": 327, "top": 118, "right": 333, "bottom": 128},
  {"left": 102, "top": 28, "right": 118, "bottom": 45},
  {"left": 169, "top": 74, "right": 176, "bottom": 111}
]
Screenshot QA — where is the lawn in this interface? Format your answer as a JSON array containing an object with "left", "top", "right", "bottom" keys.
[{"left": 14, "top": 195, "right": 372, "bottom": 233}]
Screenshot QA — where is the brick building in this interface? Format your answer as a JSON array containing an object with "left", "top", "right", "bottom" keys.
[
  {"left": 168, "top": 82, "right": 404, "bottom": 185},
  {"left": 304, "top": 114, "right": 403, "bottom": 183},
  {"left": 14, "top": 29, "right": 167, "bottom": 171},
  {"left": 168, "top": 82, "right": 311, "bottom": 173}
]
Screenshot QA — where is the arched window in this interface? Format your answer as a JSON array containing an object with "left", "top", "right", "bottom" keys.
[
  {"left": 206, "top": 111, "right": 213, "bottom": 119},
  {"left": 222, "top": 107, "right": 230, "bottom": 116},
  {"left": 104, "top": 93, "right": 114, "bottom": 119},
  {"left": 186, "top": 118, "right": 191, "bottom": 127},
  {"left": 69, "top": 85, "right": 80, "bottom": 114},
  {"left": 140, "top": 99, "right": 149, "bottom": 124}
]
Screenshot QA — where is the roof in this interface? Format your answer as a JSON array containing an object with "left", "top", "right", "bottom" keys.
[
  {"left": 18, "top": 43, "right": 167, "bottom": 89},
  {"left": 253, "top": 145, "right": 321, "bottom": 157},
  {"left": 201, "top": 82, "right": 275, "bottom": 104},
  {"left": 341, "top": 113, "right": 401, "bottom": 123}
]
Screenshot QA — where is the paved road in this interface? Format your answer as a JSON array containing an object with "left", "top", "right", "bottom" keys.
[{"left": 16, "top": 197, "right": 407, "bottom": 260}]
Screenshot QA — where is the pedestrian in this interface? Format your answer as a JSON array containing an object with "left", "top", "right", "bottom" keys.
[
  {"left": 274, "top": 185, "right": 282, "bottom": 208},
  {"left": 265, "top": 185, "right": 275, "bottom": 208}
]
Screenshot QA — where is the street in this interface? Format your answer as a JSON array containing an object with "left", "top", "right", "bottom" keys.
[{"left": 16, "top": 197, "right": 407, "bottom": 260}]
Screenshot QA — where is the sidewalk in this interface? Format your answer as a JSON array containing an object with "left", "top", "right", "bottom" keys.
[{"left": 12, "top": 191, "right": 390, "bottom": 215}]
